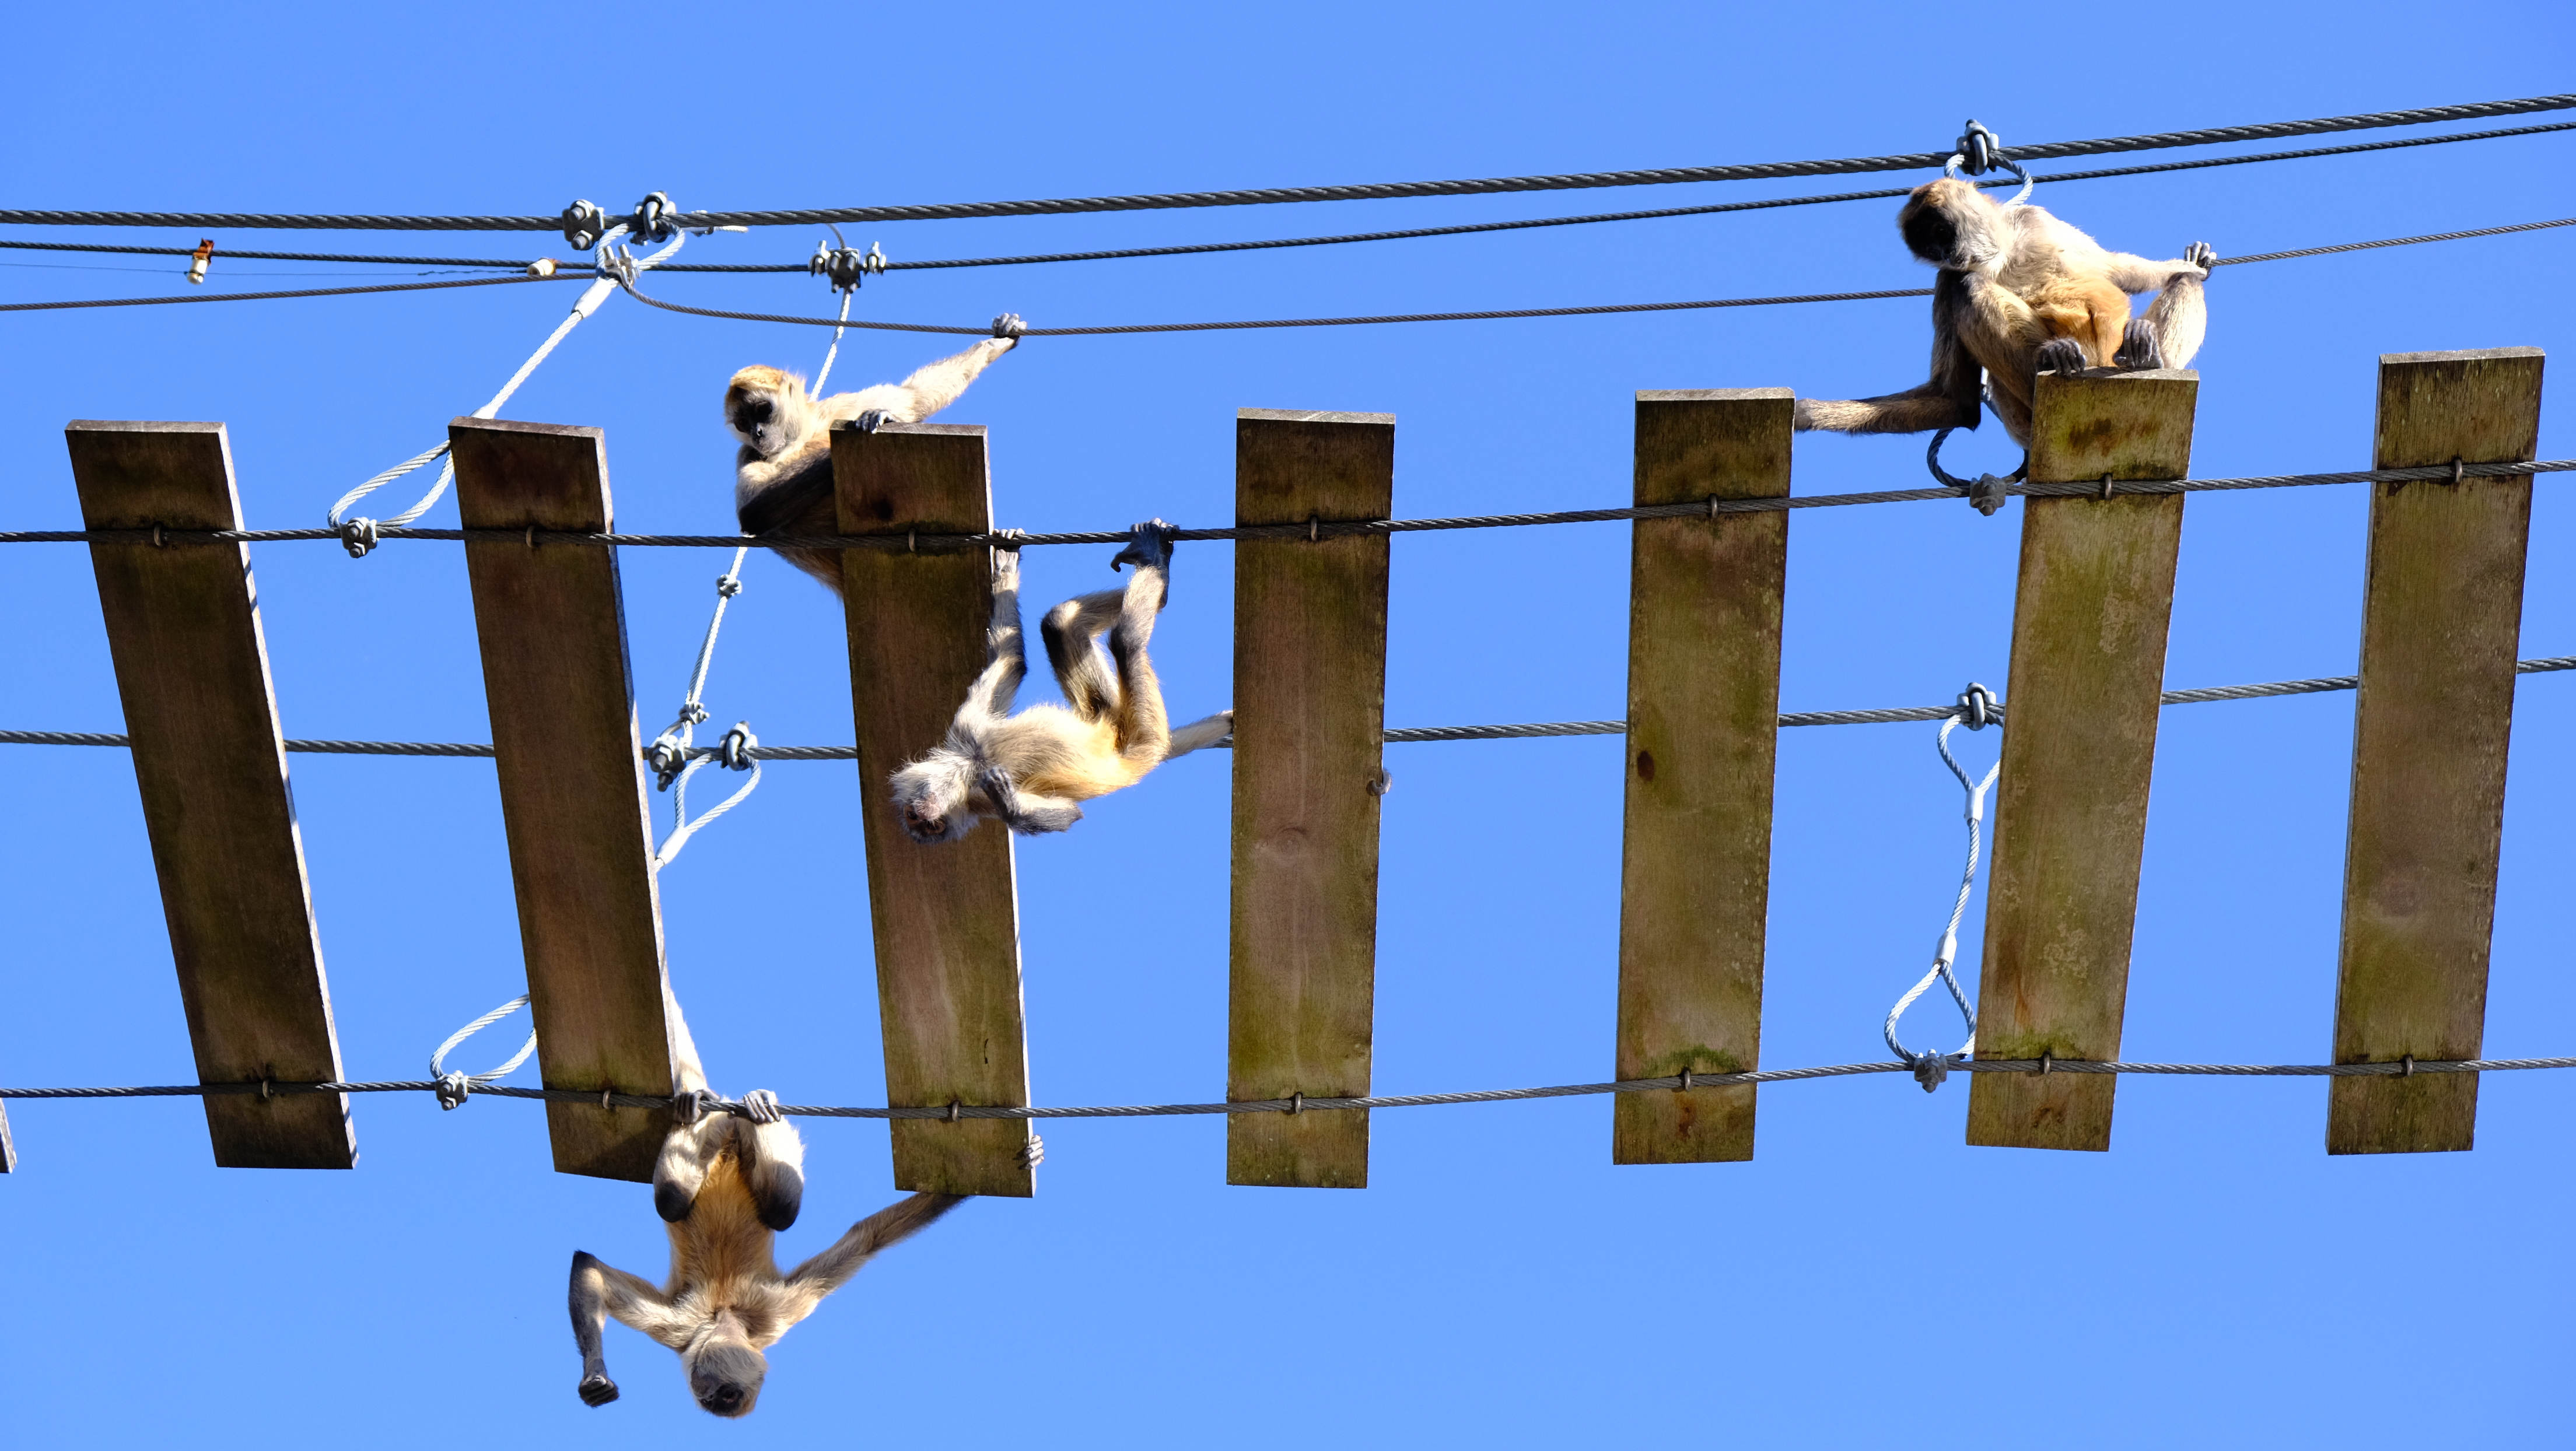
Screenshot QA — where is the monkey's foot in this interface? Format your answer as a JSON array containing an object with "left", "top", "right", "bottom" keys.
[
  {"left": 2034, "top": 338, "right": 2090, "bottom": 376},
  {"left": 992, "top": 313, "right": 1027, "bottom": 339},
  {"left": 2113, "top": 318, "right": 2165, "bottom": 370},
  {"left": 1111, "top": 518, "right": 1175, "bottom": 573},
  {"left": 2185, "top": 241, "right": 2218, "bottom": 275},
  {"left": 740, "top": 1089, "right": 783, "bottom": 1124},
  {"left": 1020, "top": 1133, "right": 1045, "bottom": 1169},
  {"left": 853, "top": 408, "right": 894, "bottom": 433},
  {"left": 579, "top": 1373, "right": 621, "bottom": 1407}
]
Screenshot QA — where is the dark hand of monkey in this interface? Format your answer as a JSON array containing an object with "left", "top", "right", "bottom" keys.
[
  {"left": 853, "top": 408, "right": 894, "bottom": 433},
  {"left": 2185, "top": 241, "right": 2217, "bottom": 275},
  {"left": 579, "top": 1372, "right": 621, "bottom": 1407},
  {"left": 992, "top": 313, "right": 1027, "bottom": 339},
  {"left": 2034, "top": 338, "right": 2090, "bottom": 376},
  {"left": 1110, "top": 518, "right": 1174, "bottom": 574},
  {"left": 740, "top": 1089, "right": 783, "bottom": 1125},
  {"left": 2114, "top": 318, "right": 2166, "bottom": 370},
  {"left": 976, "top": 766, "right": 1021, "bottom": 815}
]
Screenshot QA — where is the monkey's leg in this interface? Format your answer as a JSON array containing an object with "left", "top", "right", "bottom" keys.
[
  {"left": 1105, "top": 577, "right": 1173, "bottom": 767},
  {"left": 1040, "top": 590, "right": 1126, "bottom": 721},
  {"left": 728, "top": 1091, "right": 807, "bottom": 1232},
  {"left": 569, "top": 1251, "right": 681, "bottom": 1407},
  {"left": 652, "top": 986, "right": 729, "bottom": 1222},
  {"left": 1166, "top": 709, "right": 1235, "bottom": 758},
  {"left": 2119, "top": 243, "right": 2214, "bottom": 369}
]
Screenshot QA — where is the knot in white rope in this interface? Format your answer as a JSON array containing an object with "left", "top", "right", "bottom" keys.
[
  {"left": 1882, "top": 697, "right": 2002, "bottom": 1087},
  {"left": 717, "top": 721, "right": 758, "bottom": 771},
  {"left": 1944, "top": 121, "right": 2034, "bottom": 205},
  {"left": 428, "top": 993, "right": 538, "bottom": 1110},
  {"left": 628, "top": 191, "right": 677, "bottom": 245}
]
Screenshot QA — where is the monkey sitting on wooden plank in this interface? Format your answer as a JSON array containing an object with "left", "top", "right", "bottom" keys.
[
  {"left": 892, "top": 520, "right": 1233, "bottom": 843},
  {"left": 1796, "top": 177, "right": 2216, "bottom": 447},
  {"left": 727, "top": 315, "right": 1024, "bottom": 591},
  {"left": 568, "top": 987, "right": 988, "bottom": 1417}
]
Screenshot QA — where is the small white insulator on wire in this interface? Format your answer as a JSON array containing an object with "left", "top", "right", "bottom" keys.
[
  {"left": 527, "top": 257, "right": 557, "bottom": 278},
  {"left": 186, "top": 239, "right": 214, "bottom": 285}
]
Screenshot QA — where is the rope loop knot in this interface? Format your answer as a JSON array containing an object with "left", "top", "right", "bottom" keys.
[
  {"left": 1955, "top": 682, "right": 1997, "bottom": 732},
  {"left": 718, "top": 721, "right": 758, "bottom": 771},
  {"left": 427, "top": 993, "right": 538, "bottom": 1110},
  {"left": 1926, "top": 428, "right": 2028, "bottom": 514},
  {"left": 1881, "top": 696, "right": 2002, "bottom": 1088},
  {"left": 1952, "top": 120, "right": 2005, "bottom": 175},
  {"left": 628, "top": 191, "right": 677, "bottom": 245}
]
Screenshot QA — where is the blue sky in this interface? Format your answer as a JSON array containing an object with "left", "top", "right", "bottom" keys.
[{"left": 4, "top": 2, "right": 2571, "bottom": 1444}]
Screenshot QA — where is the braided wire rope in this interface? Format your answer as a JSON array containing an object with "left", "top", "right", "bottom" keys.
[
  {"left": 7, "top": 1052, "right": 2574, "bottom": 1119},
  {"left": 1882, "top": 700, "right": 2000, "bottom": 1090},
  {"left": 2, "top": 94, "right": 2567, "bottom": 232},
  {"left": 6, "top": 657, "right": 2571, "bottom": 763},
  {"left": 15, "top": 118, "right": 2569, "bottom": 277}
]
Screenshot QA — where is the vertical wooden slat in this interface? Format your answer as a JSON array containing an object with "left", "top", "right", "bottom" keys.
[
  {"left": 834, "top": 422, "right": 1034, "bottom": 1198},
  {"left": 1966, "top": 370, "right": 2198, "bottom": 1152},
  {"left": 1229, "top": 409, "right": 1394, "bottom": 1188},
  {"left": 0, "top": 1103, "right": 13, "bottom": 1172},
  {"left": 2329, "top": 347, "right": 2544, "bottom": 1155},
  {"left": 69, "top": 421, "right": 353, "bottom": 1169},
  {"left": 1613, "top": 389, "right": 1790, "bottom": 1164},
  {"left": 452, "top": 418, "right": 673, "bottom": 1182}
]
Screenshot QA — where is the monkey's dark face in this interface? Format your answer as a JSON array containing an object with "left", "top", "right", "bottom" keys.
[
  {"left": 685, "top": 1326, "right": 768, "bottom": 1418},
  {"left": 1898, "top": 179, "right": 2003, "bottom": 271},
  {"left": 890, "top": 753, "right": 978, "bottom": 844},
  {"left": 724, "top": 367, "right": 810, "bottom": 460}
]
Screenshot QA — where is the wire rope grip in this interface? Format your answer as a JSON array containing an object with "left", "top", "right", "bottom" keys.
[
  {"left": 1944, "top": 120, "right": 2034, "bottom": 205},
  {"left": 560, "top": 199, "right": 609, "bottom": 253},
  {"left": 810, "top": 239, "right": 887, "bottom": 292},
  {"left": 1927, "top": 428, "right": 2027, "bottom": 516}
]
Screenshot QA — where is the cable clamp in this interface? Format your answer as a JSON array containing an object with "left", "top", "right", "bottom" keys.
[
  {"left": 1287, "top": 1089, "right": 1305, "bottom": 1114},
  {"left": 1944, "top": 121, "right": 2033, "bottom": 204},
  {"left": 716, "top": 572, "right": 744, "bottom": 600},
  {"left": 2401, "top": 1053, "right": 2416, "bottom": 1077},
  {"left": 594, "top": 244, "right": 639, "bottom": 287},
  {"left": 434, "top": 1070, "right": 472, "bottom": 1110},
  {"left": 809, "top": 239, "right": 886, "bottom": 292},
  {"left": 1909, "top": 1050, "right": 1954, "bottom": 1093},
  {"left": 717, "top": 721, "right": 758, "bottom": 771},
  {"left": 627, "top": 192, "right": 676, "bottom": 245},
  {"left": 1955, "top": 682, "right": 1996, "bottom": 732},
  {"left": 337, "top": 516, "right": 381, "bottom": 559},
  {"left": 1927, "top": 427, "right": 2025, "bottom": 514},
  {"left": 560, "top": 199, "right": 608, "bottom": 253}
]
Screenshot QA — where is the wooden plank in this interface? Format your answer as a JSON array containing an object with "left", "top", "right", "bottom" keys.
[
  {"left": 1613, "top": 389, "right": 1790, "bottom": 1164},
  {"left": 834, "top": 422, "right": 1034, "bottom": 1198},
  {"left": 2329, "top": 347, "right": 2544, "bottom": 1155},
  {"left": 1966, "top": 370, "right": 2198, "bottom": 1152},
  {"left": 451, "top": 418, "right": 673, "bottom": 1182},
  {"left": 0, "top": 1102, "right": 12, "bottom": 1172},
  {"left": 68, "top": 421, "right": 353, "bottom": 1170},
  {"left": 1228, "top": 409, "right": 1394, "bottom": 1188}
]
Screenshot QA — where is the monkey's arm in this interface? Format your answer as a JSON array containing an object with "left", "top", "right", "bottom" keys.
[
  {"left": 1166, "top": 709, "right": 1234, "bottom": 758},
  {"left": 568, "top": 1250, "right": 685, "bottom": 1406},
  {"left": 833, "top": 325, "right": 1020, "bottom": 432},
  {"left": 2099, "top": 247, "right": 2212, "bottom": 295},
  {"left": 1793, "top": 273, "right": 1985, "bottom": 435},
  {"left": 962, "top": 545, "right": 1030, "bottom": 719},
  {"left": 978, "top": 765, "right": 1084, "bottom": 834},
  {"left": 780, "top": 1191, "right": 967, "bottom": 1318},
  {"left": 2109, "top": 243, "right": 2216, "bottom": 370}
]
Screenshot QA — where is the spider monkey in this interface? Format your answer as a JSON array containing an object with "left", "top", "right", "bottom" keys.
[
  {"left": 891, "top": 521, "right": 1233, "bottom": 843},
  {"left": 566, "top": 986, "right": 997, "bottom": 1417},
  {"left": 729, "top": 315, "right": 1025, "bottom": 591},
  {"left": 1796, "top": 177, "right": 2216, "bottom": 446}
]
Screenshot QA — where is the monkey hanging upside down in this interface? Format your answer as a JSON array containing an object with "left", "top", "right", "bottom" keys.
[
  {"left": 567, "top": 986, "right": 984, "bottom": 1417},
  {"left": 1796, "top": 177, "right": 2216, "bottom": 447},
  {"left": 727, "top": 315, "right": 1024, "bottom": 592},
  {"left": 891, "top": 520, "right": 1232, "bottom": 842}
]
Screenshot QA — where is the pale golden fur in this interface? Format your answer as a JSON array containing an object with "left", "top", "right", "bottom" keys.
[
  {"left": 891, "top": 525, "right": 1231, "bottom": 843},
  {"left": 726, "top": 324, "right": 1020, "bottom": 591},
  {"left": 566, "top": 987, "right": 967, "bottom": 1417},
  {"left": 1796, "top": 177, "right": 2214, "bottom": 446}
]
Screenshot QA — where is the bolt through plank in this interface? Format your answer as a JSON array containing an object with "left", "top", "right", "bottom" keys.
[
  {"left": 1229, "top": 409, "right": 1394, "bottom": 1188},
  {"left": 69, "top": 421, "right": 354, "bottom": 1169},
  {"left": 1614, "top": 390, "right": 1791, "bottom": 1164},
  {"left": 834, "top": 422, "right": 1034, "bottom": 1198},
  {"left": 452, "top": 418, "right": 674, "bottom": 1182},
  {"left": 2328, "top": 347, "right": 2544, "bottom": 1155},
  {"left": 1966, "top": 370, "right": 2198, "bottom": 1152}
]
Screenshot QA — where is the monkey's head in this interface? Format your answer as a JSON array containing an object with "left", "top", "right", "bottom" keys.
[
  {"left": 1897, "top": 178, "right": 2009, "bottom": 272},
  {"left": 724, "top": 366, "right": 814, "bottom": 461},
  {"left": 682, "top": 1315, "right": 769, "bottom": 1418},
  {"left": 890, "top": 748, "right": 981, "bottom": 844}
]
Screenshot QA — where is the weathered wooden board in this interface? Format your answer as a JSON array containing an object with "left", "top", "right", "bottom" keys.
[
  {"left": 69, "top": 420, "right": 353, "bottom": 1169},
  {"left": 2329, "top": 347, "right": 2544, "bottom": 1155},
  {"left": 0, "top": 1102, "right": 13, "bottom": 1172},
  {"left": 1966, "top": 370, "right": 2198, "bottom": 1152},
  {"left": 834, "top": 422, "right": 1034, "bottom": 1198},
  {"left": 1229, "top": 409, "right": 1394, "bottom": 1187},
  {"left": 1614, "top": 390, "right": 1790, "bottom": 1164},
  {"left": 452, "top": 418, "right": 673, "bottom": 1183}
]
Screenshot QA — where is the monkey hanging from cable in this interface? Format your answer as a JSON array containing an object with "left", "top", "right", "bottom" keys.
[
  {"left": 1795, "top": 173, "right": 2216, "bottom": 447},
  {"left": 727, "top": 314, "right": 1026, "bottom": 591},
  {"left": 891, "top": 520, "right": 1233, "bottom": 843},
  {"left": 567, "top": 983, "right": 1018, "bottom": 1417}
]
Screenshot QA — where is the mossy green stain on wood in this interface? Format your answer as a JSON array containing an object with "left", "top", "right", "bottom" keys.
[
  {"left": 1966, "top": 371, "right": 2196, "bottom": 1154},
  {"left": 1614, "top": 390, "right": 1790, "bottom": 1166},
  {"left": 2329, "top": 348, "right": 2542, "bottom": 1155}
]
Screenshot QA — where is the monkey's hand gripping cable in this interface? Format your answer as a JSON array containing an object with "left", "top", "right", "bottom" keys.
[
  {"left": 323, "top": 196, "right": 739, "bottom": 558},
  {"left": 1882, "top": 685, "right": 2001, "bottom": 1092}
]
